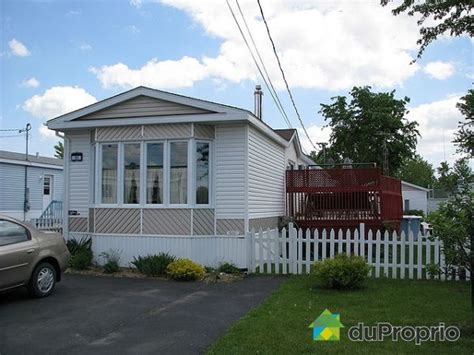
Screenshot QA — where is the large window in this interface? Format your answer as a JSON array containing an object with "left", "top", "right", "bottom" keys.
[
  {"left": 98, "top": 140, "right": 210, "bottom": 206},
  {"left": 124, "top": 143, "right": 141, "bottom": 204},
  {"left": 101, "top": 144, "right": 118, "bottom": 204},
  {"left": 170, "top": 142, "right": 188, "bottom": 204},
  {"left": 146, "top": 143, "right": 164, "bottom": 204},
  {"left": 196, "top": 142, "right": 209, "bottom": 204}
]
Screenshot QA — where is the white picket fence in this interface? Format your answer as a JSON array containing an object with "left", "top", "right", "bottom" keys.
[{"left": 247, "top": 223, "right": 470, "bottom": 281}]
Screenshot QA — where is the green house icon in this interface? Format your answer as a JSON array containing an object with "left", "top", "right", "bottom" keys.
[{"left": 309, "top": 309, "right": 344, "bottom": 341}]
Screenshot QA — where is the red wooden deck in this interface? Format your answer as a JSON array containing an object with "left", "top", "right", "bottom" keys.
[{"left": 286, "top": 167, "right": 402, "bottom": 230}]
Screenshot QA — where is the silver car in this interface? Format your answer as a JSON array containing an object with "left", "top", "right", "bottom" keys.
[{"left": 0, "top": 215, "right": 70, "bottom": 297}]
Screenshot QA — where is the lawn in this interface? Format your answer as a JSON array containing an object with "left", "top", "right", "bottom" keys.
[{"left": 208, "top": 276, "right": 473, "bottom": 354}]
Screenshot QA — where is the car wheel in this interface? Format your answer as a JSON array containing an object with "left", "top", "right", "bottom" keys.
[{"left": 28, "top": 262, "right": 56, "bottom": 298}]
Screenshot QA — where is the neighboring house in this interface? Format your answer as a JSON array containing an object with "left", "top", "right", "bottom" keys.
[
  {"left": 401, "top": 181, "right": 429, "bottom": 215},
  {"left": 46, "top": 86, "right": 313, "bottom": 267},
  {"left": 0, "top": 150, "right": 63, "bottom": 221}
]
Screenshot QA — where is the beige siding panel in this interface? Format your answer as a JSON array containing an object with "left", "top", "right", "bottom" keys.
[
  {"left": 249, "top": 217, "right": 280, "bottom": 231},
  {"left": 80, "top": 95, "right": 212, "bottom": 120},
  {"left": 96, "top": 126, "right": 142, "bottom": 141},
  {"left": 216, "top": 219, "right": 245, "bottom": 235},
  {"left": 143, "top": 209, "right": 191, "bottom": 235},
  {"left": 194, "top": 124, "right": 215, "bottom": 139},
  {"left": 248, "top": 125, "right": 286, "bottom": 219},
  {"left": 95, "top": 208, "right": 140, "bottom": 234},
  {"left": 215, "top": 124, "right": 246, "bottom": 219},
  {"left": 67, "top": 131, "right": 91, "bottom": 216},
  {"left": 69, "top": 217, "right": 88, "bottom": 233},
  {"left": 193, "top": 209, "right": 215, "bottom": 235},
  {"left": 143, "top": 123, "right": 192, "bottom": 139}
]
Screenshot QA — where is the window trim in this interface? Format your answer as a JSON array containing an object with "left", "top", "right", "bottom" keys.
[{"left": 95, "top": 139, "right": 213, "bottom": 209}]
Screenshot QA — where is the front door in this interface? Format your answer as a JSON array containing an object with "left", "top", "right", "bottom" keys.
[{"left": 43, "top": 175, "right": 53, "bottom": 210}]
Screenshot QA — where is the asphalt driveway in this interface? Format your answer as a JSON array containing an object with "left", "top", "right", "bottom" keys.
[{"left": 0, "top": 274, "right": 284, "bottom": 355}]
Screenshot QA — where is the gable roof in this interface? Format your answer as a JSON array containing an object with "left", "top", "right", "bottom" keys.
[
  {"left": 401, "top": 181, "right": 430, "bottom": 192},
  {"left": 309, "top": 309, "right": 344, "bottom": 329},
  {"left": 46, "top": 86, "right": 313, "bottom": 160},
  {"left": 0, "top": 150, "right": 63, "bottom": 169}
]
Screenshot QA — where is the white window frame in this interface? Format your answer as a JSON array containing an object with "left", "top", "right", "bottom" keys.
[
  {"left": 193, "top": 139, "right": 212, "bottom": 208},
  {"left": 95, "top": 139, "right": 213, "bottom": 209}
]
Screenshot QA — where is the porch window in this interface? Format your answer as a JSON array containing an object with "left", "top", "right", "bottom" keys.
[
  {"left": 146, "top": 143, "right": 164, "bottom": 204},
  {"left": 101, "top": 144, "right": 118, "bottom": 204},
  {"left": 123, "top": 143, "right": 141, "bottom": 204},
  {"left": 196, "top": 142, "right": 209, "bottom": 204},
  {"left": 170, "top": 142, "right": 187, "bottom": 204}
]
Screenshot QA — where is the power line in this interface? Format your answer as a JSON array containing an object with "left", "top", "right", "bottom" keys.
[
  {"left": 256, "top": 0, "right": 317, "bottom": 151},
  {"left": 234, "top": 0, "right": 292, "bottom": 128},
  {"left": 226, "top": 0, "right": 291, "bottom": 128}
]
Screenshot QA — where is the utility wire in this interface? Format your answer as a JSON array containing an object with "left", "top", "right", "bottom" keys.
[
  {"left": 234, "top": 0, "right": 292, "bottom": 128},
  {"left": 226, "top": 0, "right": 291, "bottom": 128},
  {"left": 256, "top": 0, "right": 317, "bottom": 151}
]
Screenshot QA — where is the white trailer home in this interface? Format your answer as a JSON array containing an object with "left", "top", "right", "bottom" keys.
[
  {"left": 0, "top": 150, "right": 63, "bottom": 221},
  {"left": 46, "top": 86, "right": 312, "bottom": 267}
]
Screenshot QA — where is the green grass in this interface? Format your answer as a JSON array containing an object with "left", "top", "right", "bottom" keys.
[{"left": 208, "top": 276, "right": 473, "bottom": 354}]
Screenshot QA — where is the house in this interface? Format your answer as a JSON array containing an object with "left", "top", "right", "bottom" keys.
[
  {"left": 0, "top": 150, "right": 63, "bottom": 221},
  {"left": 308, "top": 309, "right": 344, "bottom": 341},
  {"left": 401, "top": 181, "right": 429, "bottom": 215},
  {"left": 46, "top": 86, "right": 312, "bottom": 267}
]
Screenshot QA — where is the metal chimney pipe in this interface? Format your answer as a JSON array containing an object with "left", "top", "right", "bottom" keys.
[{"left": 254, "top": 85, "right": 263, "bottom": 119}]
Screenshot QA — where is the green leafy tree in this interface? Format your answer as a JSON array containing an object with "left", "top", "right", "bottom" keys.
[
  {"left": 454, "top": 89, "right": 474, "bottom": 158},
  {"left": 428, "top": 185, "right": 474, "bottom": 330},
  {"left": 318, "top": 86, "right": 419, "bottom": 175},
  {"left": 381, "top": 0, "right": 474, "bottom": 60},
  {"left": 435, "top": 158, "right": 474, "bottom": 194},
  {"left": 54, "top": 141, "right": 64, "bottom": 159},
  {"left": 395, "top": 155, "right": 435, "bottom": 188}
]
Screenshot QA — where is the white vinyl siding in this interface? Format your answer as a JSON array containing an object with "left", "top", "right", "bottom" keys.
[
  {"left": 68, "top": 131, "right": 91, "bottom": 216},
  {"left": 248, "top": 125, "right": 286, "bottom": 218},
  {"left": 214, "top": 124, "right": 246, "bottom": 218},
  {"left": 0, "top": 163, "right": 63, "bottom": 216}
]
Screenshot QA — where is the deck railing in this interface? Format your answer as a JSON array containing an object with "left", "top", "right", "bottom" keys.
[
  {"left": 31, "top": 200, "right": 63, "bottom": 232},
  {"left": 286, "top": 168, "right": 402, "bottom": 229}
]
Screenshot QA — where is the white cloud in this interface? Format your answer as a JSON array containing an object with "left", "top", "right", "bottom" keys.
[
  {"left": 9, "top": 38, "right": 30, "bottom": 57},
  {"left": 407, "top": 94, "right": 463, "bottom": 167},
  {"left": 79, "top": 43, "right": 92, "bottom": 51},
  {"left": 126, "top": 25, "right": 141, "bottom": 34},
  {"left": 130, "top": 0, "right": 143, "bottom": 8},
  {"left": 423, "top": 61, "right": 455, "bottom": 80},
  {"left": 298, "top": 125, "right": 332, "bottom": 155},
  {"left": 92, "top": 0, "right": 421, "bottom": 91},
  {"left": 22, "top": 86, "right": 97, "bottom": 120},
  {"left": 20, "top": 77, "right": 40, "bottom": 88},
  {"left": 38, "top": 125, "right": 57, "bottom": 140},
  {"left": 90, "top": 56, "right": 208, "bottom": 89}
]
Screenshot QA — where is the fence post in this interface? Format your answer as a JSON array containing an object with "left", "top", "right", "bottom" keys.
[
  {"left": 359, "top": 223, "right": 365, "bottom": 258},
  {"left": 289, "top": 224, "right": 297, "bottom": 274}
]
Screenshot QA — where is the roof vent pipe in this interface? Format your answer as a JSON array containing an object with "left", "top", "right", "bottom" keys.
[{"left": 254, "top": 85, "right": 263, "bottom": 119}]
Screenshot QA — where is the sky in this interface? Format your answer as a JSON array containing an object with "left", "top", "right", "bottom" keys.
[{"left": 0, "top": 0, "right": 472, "bottom": 171}]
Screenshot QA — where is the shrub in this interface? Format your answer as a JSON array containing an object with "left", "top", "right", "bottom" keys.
[
  {"left": 67, "top": 237, "right": 93, "bottom": 270},
  {"left": 131, "top": 253, "right": 176, "bottom": 277},
  {"left": 218, "top": 262, "right": 240, "bottom": 274},
  {"left": 312, "top": 253, "right": 370, "bottom": 289},
  {"left": 167, "top": 258, "right": 205, "bottom": 281},
  {"left": 100, "top": 249, "right": 121, "bottom": 274}
]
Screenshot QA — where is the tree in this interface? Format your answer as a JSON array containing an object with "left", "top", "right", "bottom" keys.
[
  {"left": 381, "top": 0, "right": 474, "bottom": 60},
  {"left": 454, "top": 89, "right": 474, "bottom": 158},
  {"left": 54, "top": 141, "right": 64, "bottom": 159},
  {"left": 318, "top": 86, "right": 419, "bottom": 175},
  {"left": 395, "top": 155, "right": 435, "bottom": 188},
  {"left": 429, "top": 185, "right": 474, "bottom": 330},
  {"left": 435, "top": 158, "right": 474, "bottom": 194}
]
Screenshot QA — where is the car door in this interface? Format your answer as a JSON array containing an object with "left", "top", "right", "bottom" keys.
[{"left": 0, "top": 220, "right": 39, "bottom": 289}]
